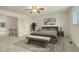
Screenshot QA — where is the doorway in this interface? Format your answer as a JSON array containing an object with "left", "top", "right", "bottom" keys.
[{"left": 0, "top": 15, "right": 18, "bottom": 36}]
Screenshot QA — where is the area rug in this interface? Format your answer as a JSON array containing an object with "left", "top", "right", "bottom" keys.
[{"left": 14, "top": 39, "right": 55, "bottom": 52}]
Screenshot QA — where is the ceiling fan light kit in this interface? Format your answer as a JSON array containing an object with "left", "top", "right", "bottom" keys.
[
  {"left": 25, "top": 6, "right": 44, "bottom": 13},
  {"left": 32, "top": 9, "right": 37, "bottom": 12}
]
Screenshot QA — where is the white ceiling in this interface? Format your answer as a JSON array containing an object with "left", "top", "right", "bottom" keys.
[{"left": 0, "top": 6, "right": 71, "bottom": 16}]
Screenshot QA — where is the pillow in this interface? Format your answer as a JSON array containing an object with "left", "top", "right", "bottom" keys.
[{"left": 40, "top": 29, "right": 57, "bottom": 34}]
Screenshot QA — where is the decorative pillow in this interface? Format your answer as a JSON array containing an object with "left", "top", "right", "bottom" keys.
[{"left": 40, "top": 29, "right": 57, "bottom": 35}]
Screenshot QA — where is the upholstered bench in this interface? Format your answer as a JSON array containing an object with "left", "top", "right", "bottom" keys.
[{"left": 26, "top": 35, "right": 50, "bottom": 47}]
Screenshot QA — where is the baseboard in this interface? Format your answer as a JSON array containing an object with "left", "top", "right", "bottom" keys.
[{"left": 69, "top": 36, "right": 79, "bottom": 49}]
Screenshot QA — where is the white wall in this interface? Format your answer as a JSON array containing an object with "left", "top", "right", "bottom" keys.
[
  {"left": 6, "top": 16, "right": 18, "bottom": 35},
  {"left": 18, "top": 15, "right": 33, "bottom": 36},
  {"left": 69, "top": 7, "right": 79, "bottom": 48},
  {"left": 6, "top": 16, "right": 18, "bottom": 29},
  {"left": 32, "top": 12, "right": 70, "bottom": 36},
  {"left": 0, "top": 9, "right": 33, "bottom": 37}
]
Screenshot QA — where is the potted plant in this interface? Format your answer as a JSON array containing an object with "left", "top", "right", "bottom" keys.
[{"left": 30, "top": 22, "right": 37, "bottom": 32}]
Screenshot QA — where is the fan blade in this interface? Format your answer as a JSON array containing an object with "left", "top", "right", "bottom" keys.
[
  {"left": 30, "top": 11, "right": 33, "bottom": 13},
  {"left": 38, "top": 8, "right": 44, "bottom": 10},
  {"left": 37, "top": 10, "right": 40, "bottom": 13}
]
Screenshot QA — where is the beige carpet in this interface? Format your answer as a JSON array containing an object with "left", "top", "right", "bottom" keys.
[
  {"left": 14, "top": 37, "right": 79, "bottom": 52},
  {"left": 14, "top": 39, "right": 55, "bottom": 52}
]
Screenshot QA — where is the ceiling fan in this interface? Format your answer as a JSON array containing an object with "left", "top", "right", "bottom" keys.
[{"left": 25, "top": 6, "right": 44, "bottom": 13}]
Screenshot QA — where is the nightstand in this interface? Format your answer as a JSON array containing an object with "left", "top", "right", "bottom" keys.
[{"left": 58, "top": 31, "right": 64, "bottom": 37}]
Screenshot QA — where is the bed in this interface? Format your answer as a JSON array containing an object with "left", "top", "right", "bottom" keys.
[{"left": 31, "top": 26, "right": 58, "bottom": 44}]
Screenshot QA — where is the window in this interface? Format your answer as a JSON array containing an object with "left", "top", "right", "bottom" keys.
[{"left": 73, "top": 9, "right": 79, "bottom": 24}]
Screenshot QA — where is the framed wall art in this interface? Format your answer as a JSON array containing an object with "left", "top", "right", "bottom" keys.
[{"left": 44, "top": 17, "right": 56, "bottom": 25}]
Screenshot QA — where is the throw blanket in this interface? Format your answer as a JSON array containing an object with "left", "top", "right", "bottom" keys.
[{"left": 31, "top": 30, "right": 57, "bottom": 38}]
